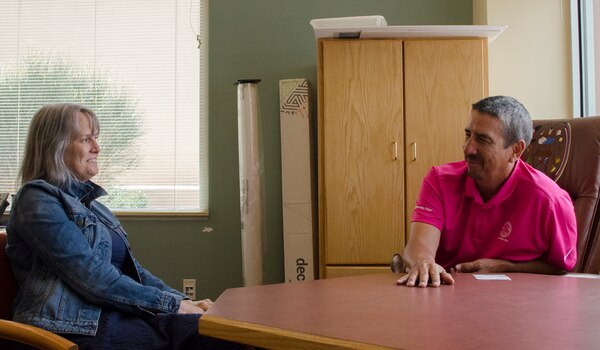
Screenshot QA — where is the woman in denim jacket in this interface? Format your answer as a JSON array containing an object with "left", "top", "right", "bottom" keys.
[{"left": 6, "top": 104, "right": 245, "bottom": 349}]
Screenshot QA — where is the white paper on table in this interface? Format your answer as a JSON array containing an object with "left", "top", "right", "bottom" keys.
[
  {"left": 564, "top": 273, "right": 600, "bottom": 279},
  {"left": 473, "top": 274, "right": 512, "bottom": 281}
]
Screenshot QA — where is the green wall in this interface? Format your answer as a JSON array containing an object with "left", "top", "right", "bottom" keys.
[{"left": 121, "top": 0, "right": 473, "bottom": 300}]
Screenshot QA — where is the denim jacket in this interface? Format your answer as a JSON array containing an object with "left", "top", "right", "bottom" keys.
[{"left": 6, "top": 179, "right": 187, "bottom": 335}]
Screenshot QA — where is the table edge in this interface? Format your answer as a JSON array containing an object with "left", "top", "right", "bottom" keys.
[{"left": 199, "top": 314, "right": 397, "bottom": 350}]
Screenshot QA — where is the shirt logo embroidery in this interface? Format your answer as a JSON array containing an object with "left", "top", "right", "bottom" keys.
[
  {"left": 498, "top": 222, "right": 512, "bottom": 242},
  {"left": 415, "top": 205, "right": 433, "bottom": 212}
]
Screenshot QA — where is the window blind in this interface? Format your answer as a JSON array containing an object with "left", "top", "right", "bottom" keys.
[{"left": 0, "top": 0, "right": 208, "bottom": 214}]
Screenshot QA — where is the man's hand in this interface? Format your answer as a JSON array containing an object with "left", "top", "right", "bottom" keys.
[
  {"left": 453, "top": 258, "right": 509, "bottom": 273},
  {"left": 396, "top": 259, "right": 454, "bottom": 288},
  {"left": 454, "top": 258, "right": 565, "bottom": 275},
  {"left": 397, "top": 222, "right": 453, "bottom": 288}
]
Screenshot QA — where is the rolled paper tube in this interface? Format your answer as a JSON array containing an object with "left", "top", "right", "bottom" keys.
[{"left": 235, "top": 79, "right": 263, "bottom": 286}]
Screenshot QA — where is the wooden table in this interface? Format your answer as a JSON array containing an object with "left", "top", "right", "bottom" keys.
[{"left": 199, "top": 272, "right": 600, "bottom": 349}]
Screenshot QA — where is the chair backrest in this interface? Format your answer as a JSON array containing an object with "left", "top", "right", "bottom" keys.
[
  {"left": 521, "top": 116, "right": 600, "bottom": 273},
  {"left": 0, "top": 231, "right": 17, "bottom": 350},
  {"left": 0, "top": 231, "right": 17, "bottom": 320}
]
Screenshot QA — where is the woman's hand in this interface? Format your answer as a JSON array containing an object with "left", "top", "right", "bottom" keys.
[
  {"left": 193, "top": 298, "right": 214, "bottom": 311},
  {"left": 177, "top": 298, "right": 213, "bottom": 314}
]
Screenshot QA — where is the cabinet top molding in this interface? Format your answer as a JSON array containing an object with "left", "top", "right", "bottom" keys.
[{"left": 311, "top": 17, "right": 507, "bottom": 42}]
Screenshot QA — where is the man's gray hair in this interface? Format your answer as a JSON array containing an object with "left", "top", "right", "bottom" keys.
[
  {"left": 472, "top": 96, "right": 532, "bottom": 148},
  {"left": 19, "top": 103, "right": 99, "bottom": 188}
]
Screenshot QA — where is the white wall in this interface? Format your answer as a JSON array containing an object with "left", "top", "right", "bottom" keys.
[{"left": 473, "top": 0, "right": 573, "bottom": 119}]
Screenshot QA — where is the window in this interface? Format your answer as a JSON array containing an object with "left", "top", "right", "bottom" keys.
[
  {"left": 572, "top": 0, "right": 600, "bottom": 117},
  {"left": 0, "top": 0, "right": 208, "bottom": 214}
]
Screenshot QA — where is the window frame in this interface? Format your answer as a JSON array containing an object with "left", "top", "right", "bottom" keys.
[
  {"left": 0, "top": 0, "right": 209, "bottom": 217},
  {"left": 572, "top": 0, "right": 599, "bottom": 117}
]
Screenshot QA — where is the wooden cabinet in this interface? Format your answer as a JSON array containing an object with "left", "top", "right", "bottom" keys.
[{"left": 317, "top": 38, "right": 488, "bottom": 278}]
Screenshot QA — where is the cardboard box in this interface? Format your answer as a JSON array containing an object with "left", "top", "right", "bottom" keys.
[{"left": 279, "top": 79, "right": 316, "bottom": 282}]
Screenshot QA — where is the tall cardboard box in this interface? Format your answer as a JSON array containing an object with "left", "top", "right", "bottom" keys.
[{"left": 279, "top": 79, "right": 316, "bottom": 282}]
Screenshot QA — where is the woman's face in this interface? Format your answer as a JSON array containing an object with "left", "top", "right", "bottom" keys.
[{"left": 64, "top": 112, "right": 100, "bottom": 182}]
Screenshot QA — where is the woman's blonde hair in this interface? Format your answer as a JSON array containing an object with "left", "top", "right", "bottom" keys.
[{"left": 19, "top": 103, "right": 99, "bottom": 188}]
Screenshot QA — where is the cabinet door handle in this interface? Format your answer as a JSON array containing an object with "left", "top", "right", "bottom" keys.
[
  {"left": 392, "top": 141, "right": 398, "bottom": 161},
  {"left": 412, "top": 142, "right": 417, "bottom": 161}
]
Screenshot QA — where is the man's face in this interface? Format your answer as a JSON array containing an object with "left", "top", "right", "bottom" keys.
[{"left": 463, "top": 110, "right": 516, "bottom": 189}]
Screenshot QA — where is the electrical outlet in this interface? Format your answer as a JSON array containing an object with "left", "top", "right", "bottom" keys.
[{"left": 183, "top": 279, "right": 196, "bottom": 300}]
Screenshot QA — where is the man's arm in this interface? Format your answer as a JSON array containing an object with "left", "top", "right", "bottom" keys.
[
  {"left": 454, "top": 258, "right": 566, "bottom": 275},
  {"left": 396, "top": 222, "right": 454, "bottom": 288}
]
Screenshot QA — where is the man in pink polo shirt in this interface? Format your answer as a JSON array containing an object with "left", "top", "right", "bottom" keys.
[{"left": 397, "top": 96, "right": 577, "bottom": 288}]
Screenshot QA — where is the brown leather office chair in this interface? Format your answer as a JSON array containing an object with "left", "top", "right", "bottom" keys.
[
  {"left": 0, "top": 231, "right": 78, "bottom": 350},
  {"left": 522, "top": 116, "right": 600, "bottom": 274}
]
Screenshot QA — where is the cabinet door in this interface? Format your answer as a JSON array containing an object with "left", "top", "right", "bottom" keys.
[
  {"left": 320, "top": 40, "right": 405, "bottom": 265},
  {"left": 404, "top": 39, "right": 488, "bottom": 238},
  {"left": 324, "top": 266, "right": 391, "bottom": 279}
]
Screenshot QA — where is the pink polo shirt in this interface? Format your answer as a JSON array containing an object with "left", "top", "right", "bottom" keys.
[{"left": 412, "top": 159, "right": 577, "bottom": 271}]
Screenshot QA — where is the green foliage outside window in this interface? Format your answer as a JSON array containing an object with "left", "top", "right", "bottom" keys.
[{"left": 0, "top": 50, "right": 148, "bottom": 209}]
